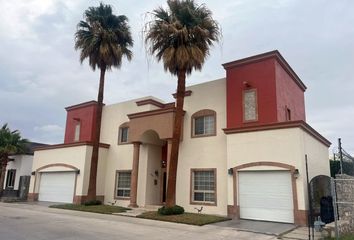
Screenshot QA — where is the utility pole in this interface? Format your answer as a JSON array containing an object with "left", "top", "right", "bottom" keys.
[{"left": 338, "top": 138, "right": 343, "bottom": 174}]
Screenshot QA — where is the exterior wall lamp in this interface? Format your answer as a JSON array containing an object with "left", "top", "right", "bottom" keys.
[
  {"left": 293, "top": 169, "right": 300, "bottom": 178},
  {"left": 228, "top": 168, "right": 234, "bottom": 175}
]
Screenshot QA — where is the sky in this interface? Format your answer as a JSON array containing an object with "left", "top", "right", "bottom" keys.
[{"left": 0, "top": 0, "right": 353, "bottom": 155}]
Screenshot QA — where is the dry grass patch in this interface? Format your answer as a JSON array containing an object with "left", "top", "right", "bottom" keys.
[
  {"left": 137, "top": 211, "right": 230, "bottom": 226},
  {"left": 49, "top": 204, "right": 130, "bottom": 214}
]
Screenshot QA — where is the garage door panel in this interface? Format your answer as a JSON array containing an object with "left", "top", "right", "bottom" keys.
[
  {"left": 239, "top": 171, "right": 294, "bottom": 223},
  {"left": 240, "top": 195, "right": 292, "bottom": 209},
  {"left": 240, "top": 208, "right": 293, "bottom": 223},
  {"left": 39, "top": 172, "right": 75, "bottom": 203}
]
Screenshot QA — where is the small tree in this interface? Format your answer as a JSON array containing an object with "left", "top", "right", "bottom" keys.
[
  {"left": 0, "top": 124, "right": 28, "bottom": 194},
  {"left": 75, "top": 2, "right": 133, "bottom": 201},
  {"left": 145, "top": 0, "right": 220, "bottom": 207}
]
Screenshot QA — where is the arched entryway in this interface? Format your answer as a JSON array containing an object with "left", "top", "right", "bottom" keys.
[
  {"left": 140, "top": 130, "right": 168, "bottom": 206},
  {"left": 129, "top": 130, "right": 171, "bottom": 208}
]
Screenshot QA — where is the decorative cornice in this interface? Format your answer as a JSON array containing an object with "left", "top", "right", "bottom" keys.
[
  {"left": 172, "top": 90, "right": 192, "bottom": 99},
  {"left": 128, "top": 105, "right": 185, "bottom": 119},
  {"left": 223, "top": 120, "right": 331, "bottom": 147},
  {"left": 222, "top": 50, "right": 307, "bottom": 91},
  {"left": 34, "top": 141, "right": 110, "bottom": 151},
  {"left": 65, "top": 101, "right": 99, "bottom": 111},
  {"left": 136, "top": 99, "right": 165, "bottom": 108}
]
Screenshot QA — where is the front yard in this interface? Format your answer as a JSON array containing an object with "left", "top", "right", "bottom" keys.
[
  {"left": 137, "top": 211, "right": 230, "bottom": 226},
  {"left": 50, "top": 204, "right": 130, "bottom": 214}
]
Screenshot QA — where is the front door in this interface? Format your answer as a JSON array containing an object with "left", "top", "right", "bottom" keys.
[{"left": 162, "top": 170, "right": 167, "bottom": 203}]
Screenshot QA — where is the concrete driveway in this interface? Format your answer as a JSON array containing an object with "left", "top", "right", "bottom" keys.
[{"left": 0, "top": 202, "right": 277, "bottom": 240}]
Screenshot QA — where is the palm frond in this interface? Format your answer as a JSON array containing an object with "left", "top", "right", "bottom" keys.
[
  {"left": 75, "top": 3, "right": 133, "bottom": 71},
  {"left": 144, "top": 0, "right": 220, "bottom": 75}
]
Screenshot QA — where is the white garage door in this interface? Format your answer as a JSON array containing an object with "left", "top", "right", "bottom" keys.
[
  {"left": 39, "top": 172, "right": 76, "bottom": 203},
  {"left": 239, "top": 171, "right": 294, "bottom": 223}
]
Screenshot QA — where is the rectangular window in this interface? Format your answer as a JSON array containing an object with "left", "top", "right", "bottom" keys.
[
  {"left": 6, "top": 169, "right": 16, "bottom": 189},
  {"left": 191, "top": 169, "right": 216, "bottom": 205},
  {"left": 194, "top": 116, "right": 215, "bottom": 136},
  {"left": 119, "top": 127, "right": 129, "bottom": 143},
  {"left": 74, "top": 121, "right": 80, "bottom": 142},
  {"left": 115, "top": 171, "right": 131, "bottom": 198},
  {"left": 243, "top": 89, "right": 258, "bottom": 121}
]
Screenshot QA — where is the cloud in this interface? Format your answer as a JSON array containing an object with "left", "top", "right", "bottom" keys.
[
  {"left": 33, "top": 124, "right": 64, "bottom": 144},
  {"left": 0, "top": 0, "right": 353, "bottom": 155}
]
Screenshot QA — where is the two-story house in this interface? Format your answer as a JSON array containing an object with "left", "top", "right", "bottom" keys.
[{"left": 28, "top": 50, "right": 330, "bottom": 226}]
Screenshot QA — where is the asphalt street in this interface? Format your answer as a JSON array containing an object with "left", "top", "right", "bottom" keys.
[{"left": 0, "top": 202, "right": 277, "bottom": 240}]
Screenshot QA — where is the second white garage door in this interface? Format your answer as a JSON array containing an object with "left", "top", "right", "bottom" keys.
[
  {"left": 238, "top": 171, "right": 294, "bottom": 223},
  {"left": 38, "top": 172, "right": 76, "bottom": 203}
]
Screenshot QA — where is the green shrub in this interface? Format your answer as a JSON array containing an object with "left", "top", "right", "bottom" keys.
[
  {"left": 158, "top": 205, "right": 184, "bottom": 215},
  {"left": 83, "top": 200, "right": 102, "bottom": 206}
]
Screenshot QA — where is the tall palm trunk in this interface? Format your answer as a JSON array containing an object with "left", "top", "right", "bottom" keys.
[
  {"left": 166, "top": 69, "right": 186, "bottom": 207},
  {"left": 87, "top": 65, "right": 106, "bottom": 201},
  {"left": 0, "top": 153, "right": 9, "bottom": 195}
]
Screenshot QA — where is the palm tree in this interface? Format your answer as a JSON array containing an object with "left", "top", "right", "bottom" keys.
[
  {"left": 75, "top": 3, "right": 133, "bottom": 201},
  {"left": 145, "top": 0, "right": 220, "bottom": 207},
  {"left": 0, "top": 124, "right": 28, "bottom": 195}
]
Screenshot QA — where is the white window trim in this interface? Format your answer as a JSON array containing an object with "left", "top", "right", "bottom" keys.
[
  {"left": 190, "top": 169, "right": 217, "bottom": 206},
  {"left": 115, "top": 170, "right": 131, "bottom": 199}
]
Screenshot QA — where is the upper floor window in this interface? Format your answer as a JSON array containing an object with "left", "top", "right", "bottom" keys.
[
  {"left": 74, "top": 120, "right": 81, "bottom": 142},
  {"left": 243, "top": 89, "right": 258, "bottom": 122},
  {"left": 286, "top": 107, "right": 291, "bottom": 121},
  {"left": 118, "top": 122, "right": 129, "bottom": 144},
  {"left": 191, "top": 109, "right": 216, "bottom": 137}
]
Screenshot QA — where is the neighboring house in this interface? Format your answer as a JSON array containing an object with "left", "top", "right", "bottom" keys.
[
  {"left": 3, "top": 142, "right": 47, "bottom": 197},
  {"left": 28, "top": 50, "right": 331, "bottom": 226}
]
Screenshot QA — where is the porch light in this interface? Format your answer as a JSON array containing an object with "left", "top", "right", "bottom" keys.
[
  {"left": 293, "top": 169, "right": 300, "bottom": 178},
  {"left": 228, "top": 168, "right": 233, "bottom": 175}
]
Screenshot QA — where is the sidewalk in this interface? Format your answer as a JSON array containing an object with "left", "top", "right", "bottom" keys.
[{"left": 280, "top": 227, "right": 324, "bottom": 240}]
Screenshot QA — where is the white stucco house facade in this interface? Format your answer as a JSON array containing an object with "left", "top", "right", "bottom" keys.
[
  {"left": 28, "top": 51, "right": 330, "bottom": 226},
  {"left": 2, "top": 142, "right": 46, "bottom": 198}
]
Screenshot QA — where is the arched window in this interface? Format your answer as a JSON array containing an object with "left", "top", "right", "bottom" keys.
[
  {"left": 191, "top": 109, "right": 217, "bottom": 138},
  {"left": 118, "top": 122, "right": 130, "bottom": 144}
]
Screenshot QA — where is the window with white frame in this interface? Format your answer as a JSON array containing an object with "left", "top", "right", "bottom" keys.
[
  {"left": 6, "top": 169, "right": 16, "bottom": 189},
  {"left": 115, "top": 171, "right": 131, "bottom": 198},
  {"left": 191, "top": 169, "right": 216, "bottom": 204},
  {"left": 243, "top": 89, "right": 258, "bottom": 121},
  {"left": 192, "top": 109, "right": 216, "bottom": 137}
]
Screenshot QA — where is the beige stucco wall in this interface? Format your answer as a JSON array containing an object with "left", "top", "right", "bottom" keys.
[
  {"left": 226, "top": 127, "right": 330, "bottom": 211},
  {"left": 100, "top": 97, "right": 162, "bottom": 207},
  {"left": 176, "top": 78, "right": 228, "bottom": 215},
  {"left": 29, "top": 145, "right": 108, "bottom": 197},
  {"left": 300, "top": 130, "right": 331, "bottom": 209}
]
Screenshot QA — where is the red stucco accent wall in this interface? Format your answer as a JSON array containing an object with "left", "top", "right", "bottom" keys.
[
  {"left": 226, "top": 58, "right": 278, "bottom": 128},
  {"left": 275, "top": 61, "right": 306, "bottom": 122},
  {"left": 225, "top": 53, "right": 307, "bottom": 129},
  {"left": 64, "top": 102, "right": 98, "bottom": 143}
]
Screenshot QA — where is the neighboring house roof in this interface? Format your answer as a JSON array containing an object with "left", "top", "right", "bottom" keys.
[
  {"left": 25, "top": 142, "right": 48, "bottom": 155},
  {"left": 9, "top": 142, "right": 48, "bottom": 156}
]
